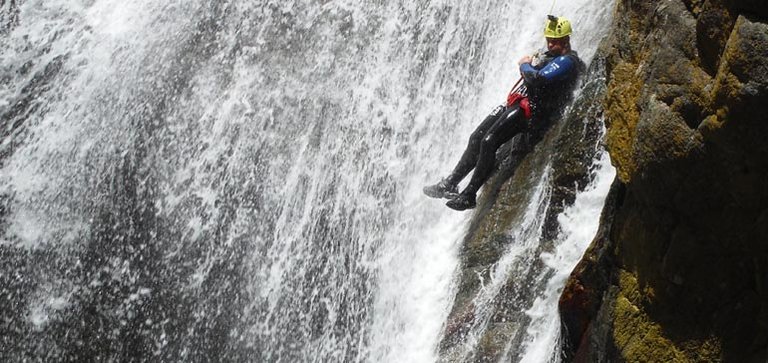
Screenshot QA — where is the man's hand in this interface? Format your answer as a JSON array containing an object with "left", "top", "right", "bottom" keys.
[{"left": 518, "top": 55, "right": 532, "bottom": 65}]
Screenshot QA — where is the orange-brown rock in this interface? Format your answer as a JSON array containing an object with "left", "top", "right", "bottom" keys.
[{"left": 561, "top": 0, "right": 768, "bottom": 361}]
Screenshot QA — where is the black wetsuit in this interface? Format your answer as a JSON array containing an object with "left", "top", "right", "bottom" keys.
[{"left": 446, "top": 51, "right": 584, "bottom": 196}]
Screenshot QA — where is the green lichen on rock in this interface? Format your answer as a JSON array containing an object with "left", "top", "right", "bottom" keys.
[
  {"left": 605, "top": 61, "right": 642, "bottom": 183},
  {"left": 611, "top": 270, "right": 725, "bottom": 362},
  {"left": 562, "top": 1, "right": 768, "bottom": 362},
  {"left": 612, "top": 270, "right": 687, "bottom": 362}
]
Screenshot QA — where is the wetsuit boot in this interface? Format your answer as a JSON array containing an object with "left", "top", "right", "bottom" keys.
[
  {"left": 445, "top": 192, "right": 476, "bottom": 211},
  {"left": 423, "top": 178, "right": 459, "bottom": 199}
]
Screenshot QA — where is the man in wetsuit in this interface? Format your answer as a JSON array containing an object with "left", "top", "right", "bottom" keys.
[{"left": 424, "top": 15, "right": 584, "bottom": 211}]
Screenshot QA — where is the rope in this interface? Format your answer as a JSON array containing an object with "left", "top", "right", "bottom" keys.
[
  {"left": 509, "top": 76, "right": 524, "bottom": 95},
  {"left": 508, "top": 76, "right": 528, "bottom": 97},
  {"left": 549, "top": 0, "right": 557, "bottom": 15}
]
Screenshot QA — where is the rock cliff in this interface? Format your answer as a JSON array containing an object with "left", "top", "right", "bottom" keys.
[{"left": 561, "top": 0, "right": 768, "bottom": 362}]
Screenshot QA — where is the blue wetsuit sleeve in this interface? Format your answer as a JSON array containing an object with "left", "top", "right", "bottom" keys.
[{"left": 520, "top": 55, "right": 576, "bottom": 86}]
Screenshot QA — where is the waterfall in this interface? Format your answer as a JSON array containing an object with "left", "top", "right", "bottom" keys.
[
  {"left": 517, "top": 146, "right": 615, "bottom": 363},
  {"left": 1, "top": 1, "right": 612, "bottom": 362}
]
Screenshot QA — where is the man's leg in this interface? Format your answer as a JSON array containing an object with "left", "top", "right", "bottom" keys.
[
  {"left": 445, "top": 105, "right": 507, "bottom": 185},
  {"left": 446, "top": 105, "right": 527, "bottom": 210},
  {"left": 424, "top": 105, "right": 506, "bottom": 199}
]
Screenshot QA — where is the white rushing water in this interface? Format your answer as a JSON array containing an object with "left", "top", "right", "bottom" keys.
[
  {"left": 0, "top": 1, "right": 613, "bottom": 362},
  {"left": 518, "top": 144, "right": 615, "bottom": 363}
]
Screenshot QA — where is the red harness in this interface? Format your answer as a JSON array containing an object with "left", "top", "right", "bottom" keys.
[{"left": 506, "top": 92, "right": 532, "bottom": 119}]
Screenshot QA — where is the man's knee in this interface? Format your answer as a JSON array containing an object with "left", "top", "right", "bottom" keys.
[
  {"left": 489, "top": 105, "right": 506, "bottom": 117},
  {"left": 480, "top": 133, "right": 498, "bottom": 153},
  {"left": 502, "top": 105, "right": 522, "bottom": 121},
  {"left": 468, "top": 129, "right": 484, "bottom": 146}
]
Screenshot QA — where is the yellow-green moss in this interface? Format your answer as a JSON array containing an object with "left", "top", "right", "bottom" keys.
[
  {"left": 605, "top": 61, "right": 643, "bottom": 183},
  {"left": 612, "top": 270, "right": 688, "bottom": 362},
  {"left": 611, "top": 270, "right": 725, "bottom": 361},
  {"left": 710, "top": 16, "right": 750, "bottom": 113}
]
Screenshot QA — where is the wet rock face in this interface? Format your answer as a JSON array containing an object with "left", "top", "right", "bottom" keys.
[
  {"left": 562, "top": 0, "right": 768, "bottom": 362},
  {"left": 438, "top": 58, "right": 609, "bottom": 362}
]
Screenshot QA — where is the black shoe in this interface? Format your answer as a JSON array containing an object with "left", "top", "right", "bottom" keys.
[
  {"left": 423, "top": 179, "right": 459, "bottom": 199},
  {"left": 446, "top": 193, "right": 476, "bottom": 211}
]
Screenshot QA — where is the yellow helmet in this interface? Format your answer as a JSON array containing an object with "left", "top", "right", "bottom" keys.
[{"left": 544, "top": 15, "right": 572, "bottom": 39}]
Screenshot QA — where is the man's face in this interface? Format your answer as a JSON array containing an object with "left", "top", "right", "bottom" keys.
[{"left": 546, "top": 37, "right": 567, "bottom": 55}]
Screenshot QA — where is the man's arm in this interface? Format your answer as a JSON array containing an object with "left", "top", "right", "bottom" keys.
[{"left": 519, "top": 55, "right": 576, "bottom": 86}]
